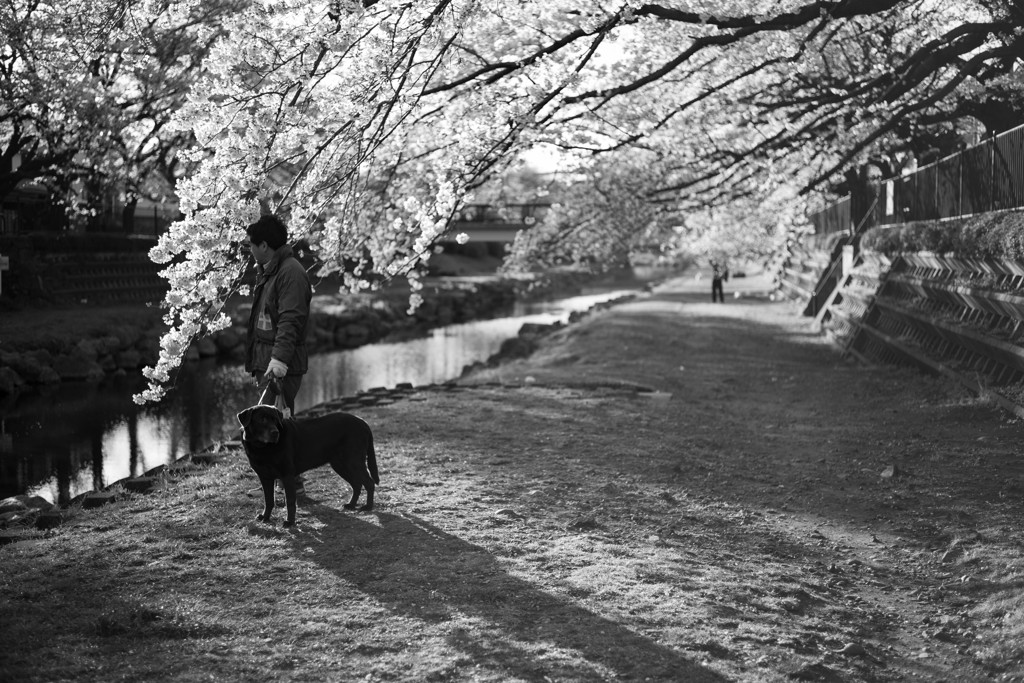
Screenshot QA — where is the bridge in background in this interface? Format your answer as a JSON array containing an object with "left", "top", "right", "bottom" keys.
[
  {"left": 1, "top": 192, "right": 551, "bottom": 245},
  {"left": 0, "top": 199, "right": 553, "bottom": 302},
  {"left": 449, "top": 202, "right": 551, "bottom": 243}
]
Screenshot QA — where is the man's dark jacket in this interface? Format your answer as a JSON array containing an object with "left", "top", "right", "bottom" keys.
[{"left": 245, "top": 244, "right": 311, "bottom": 376}]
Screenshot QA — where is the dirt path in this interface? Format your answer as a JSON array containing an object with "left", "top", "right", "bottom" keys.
[
  {"left": 435, "top": 271, "right": 1024, "bottom": 681},
  {"left": 3, "top": 270, "right": 1024, "bottom": 682}
]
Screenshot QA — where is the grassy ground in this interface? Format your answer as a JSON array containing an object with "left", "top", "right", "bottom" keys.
[{"left": 2, "top": 271, "right": 1024, "bottom": 682}]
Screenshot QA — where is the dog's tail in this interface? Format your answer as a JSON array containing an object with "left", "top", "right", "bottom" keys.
[{"left": 367, "top": 430, "right": 380, "bottom": 484}]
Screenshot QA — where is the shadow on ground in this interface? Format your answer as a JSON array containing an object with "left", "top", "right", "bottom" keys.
[{"left": 291, "top": 503, "right": 725, "bottom": 682}]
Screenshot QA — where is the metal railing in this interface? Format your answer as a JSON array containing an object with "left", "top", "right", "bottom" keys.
[
  {"left": 808, "top": 196, "right": 850, "bottom": 235},
  {"left": 452, "top": 202, "right": 550, "bottom": 226},
  {"left": 811, "top": 123, "right": 1024, "bottom": 234}
]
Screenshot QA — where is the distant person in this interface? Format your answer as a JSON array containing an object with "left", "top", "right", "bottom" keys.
[
  {"left": 711, "top": 261, "right": 728, "bottom": 303},
  {"left": 243, "top": 214, "right": 312, "bottom": 417}
]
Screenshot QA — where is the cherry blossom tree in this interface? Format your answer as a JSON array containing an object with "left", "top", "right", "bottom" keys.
[
  {"left": 27, "top": 0, "right": 1007, "bottom": 403},
  {"left": 104, "top": 1, "right": 247, "bottom": 229},
  {"left": 1, "top": 0, "right": 127, "bottom": 200},
  {"left": 0, "top": 0, "right": 242, "bottom": 226},
  {"left": 503, "top": 0, "right": 1024, "bottom": 271}
]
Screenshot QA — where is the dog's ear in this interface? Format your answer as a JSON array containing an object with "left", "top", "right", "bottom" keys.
[
  {"left": 260, "top": 404, "right": 282, "bottom": 418},
  {"left": 270, "top": 406, "right": 286, "bottom": 425},
  {"left": 237, "top": 406, "right": 256, "bottom": 428}
]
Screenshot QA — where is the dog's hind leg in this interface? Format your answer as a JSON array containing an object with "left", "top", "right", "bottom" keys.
[
  {"left": 343, "top": 473, "right": 375, "bottom": 511},
  {"left": 338, "top": 473, "right": 362, "bottom": 510},
  {"left": 333, "top": 464, "right": 373, "bottom": 511},
  {"left": 360, "top": 476, "right": 375, "bottom": 511}
]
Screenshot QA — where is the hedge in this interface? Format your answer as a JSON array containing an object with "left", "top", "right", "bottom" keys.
[{"left": 860, "top": 209, "right": 1024, "bottom": 260}]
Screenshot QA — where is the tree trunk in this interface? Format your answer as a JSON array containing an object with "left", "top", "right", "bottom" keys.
[{"left": 122, "top": 197, "right": 138, "bottom": 235}]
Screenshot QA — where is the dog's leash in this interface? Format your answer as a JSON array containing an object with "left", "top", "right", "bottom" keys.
[
  {"left": 258, "top": 376, "right": 294, "bottom": 418},
  {"left": 258, "top": 376, "right": 282, "bottom": 405}
]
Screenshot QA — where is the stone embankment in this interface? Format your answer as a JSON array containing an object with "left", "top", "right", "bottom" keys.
[{"left": 0, "top": 272, "right": 589, "bottom": 399}]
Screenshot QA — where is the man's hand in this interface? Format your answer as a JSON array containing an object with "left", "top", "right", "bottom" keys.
[{"left": 266, "top": 358, "right": 288, "bottom": 378}]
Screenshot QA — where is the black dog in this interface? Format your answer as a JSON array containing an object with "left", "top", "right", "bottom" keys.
[{"left": 237, "top": 405, "right": 380, "bottom": 527}]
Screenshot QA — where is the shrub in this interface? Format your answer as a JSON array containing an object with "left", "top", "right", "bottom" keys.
[
  {"left": 861, "top": 209, "right": 1024, "bottom": 260},
  {"left": 860, "top": 226, "right": 900, "bottom": 256},
  {"left": 951, "top": 214, "right": 992, "bottom": 259},
  {"left": 995, "top": 212, "right": 1024, "bottom": 261},
  {"left": 913, "top": 222, "right": 955, "bottom": 254}
]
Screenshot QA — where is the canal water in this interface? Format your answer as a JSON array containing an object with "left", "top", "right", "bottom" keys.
[{"left": 0, "top": 285, "right": 646, "bottom": 505}]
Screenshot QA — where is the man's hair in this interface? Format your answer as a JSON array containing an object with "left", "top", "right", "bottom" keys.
[{"left": 246, "top": 215, "right": 289, "bottom": 250}]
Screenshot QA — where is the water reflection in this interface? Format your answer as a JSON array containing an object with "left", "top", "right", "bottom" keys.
[{"left": 0, "top": 289, "right": 637, "bottom": 505}]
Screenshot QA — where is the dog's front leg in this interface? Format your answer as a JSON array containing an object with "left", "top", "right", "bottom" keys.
[
  {"left": 281, "top": 475, "right": 299, "bottom": 527},
  {"left": 258, "top": 474, "right": 276, "bottom": 523}
]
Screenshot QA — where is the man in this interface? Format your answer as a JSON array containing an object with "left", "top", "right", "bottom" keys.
[
  {"left": 711, "top": 260, "right": 727, "bottom": 303},
  {"left": 244, "top": 214, "right": 312, "bottom": 417}
]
